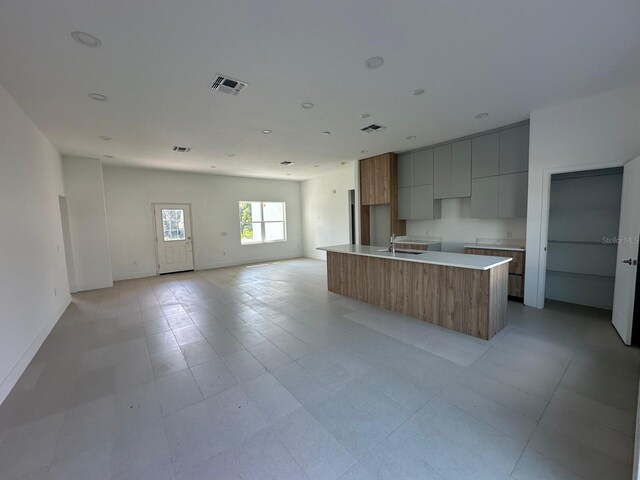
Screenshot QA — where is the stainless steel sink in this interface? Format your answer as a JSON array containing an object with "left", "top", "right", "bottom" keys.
[{"left": 378, "top": 248, "right": 424, "bottom": 255}]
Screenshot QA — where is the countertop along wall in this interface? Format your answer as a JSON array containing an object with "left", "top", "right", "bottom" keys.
[
  {"left": 0, "top": 84, "right": 71, "bottom": 404},
  {"left": 102, "top": 166, "right": 303, "bottom": 280},
  {"left": 525, "top": 82, "right": 640, "bottom": 308}
]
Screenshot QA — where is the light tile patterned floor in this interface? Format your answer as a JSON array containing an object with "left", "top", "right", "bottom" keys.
[{"left": 0, "top": 258, "right": 638, "bottom": 480}]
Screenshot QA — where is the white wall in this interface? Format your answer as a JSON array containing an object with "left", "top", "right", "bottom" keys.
[
  {"left": 102, "top": 166, "right": 303, "bottom": 280},
  {"left": 0, "top": 84, "right": 70, "bottom": 404},
  {"left": 406, "top": 198, "right": 527, "bottom": 252},
  {"left": 62, "top": 156, "right": 113, "bottom": 292},
  {"left": 525, "top": 82, "right": 640, "bottom": 307},
  {"left": 301, "top": 165, "right": 356, "bottom": 260}
]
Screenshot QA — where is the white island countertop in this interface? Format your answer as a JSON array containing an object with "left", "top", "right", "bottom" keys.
[{"left": 318, "top": 244, "right": 512, "bottom": 270}]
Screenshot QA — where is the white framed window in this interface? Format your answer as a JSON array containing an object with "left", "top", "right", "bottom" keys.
[{"left": 239, "top": 201, "right": 287, "bottom": 245}]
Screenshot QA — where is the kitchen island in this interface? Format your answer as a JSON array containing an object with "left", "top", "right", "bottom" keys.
[{"left": 318, "top": 244, "right": 512, "bottom": 340}]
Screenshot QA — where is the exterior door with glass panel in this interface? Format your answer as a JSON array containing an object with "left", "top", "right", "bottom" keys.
[{"left": 154, "top": 204, "right": 194, "bottom": 274}]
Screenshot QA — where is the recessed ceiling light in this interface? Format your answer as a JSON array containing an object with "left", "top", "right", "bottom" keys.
[
  {"left": 314, "top": 165, "right": 319, "bottom": 167},
  {"left": 98, "top": 136, "right": 112, "bottom": 141},
  {"left": 88, "top": 93, "right": 108, "bottom": 102},
  {"left": 71, "top": 31, "right": 102, "bottom": 47},
  {"left": 301, "top": 102, "right": 314, "bottom": 109},
  {"left": 280, "top": 161, "right": 295, "bottom": 166},
  {"left": 361, "top": 150, "right": 369, "bottom": 154},
  {"left": 475, "top": 112, "right": 489, "bottom": 119},
  {"left": 365, "top": 56, "right": 384, "bottom": 69},
  {"left": 360, "top": 113, "right": 370, "bottom": 119},
  {"left": 103, "top": 155, "right": 113, "bottom": 159},
  {"left": 262, "top": 129, "right": 272, "bottom": 134},
  {"left": 321, "top": 131, "right": 331, "bottom": 135},
  {"left": 407, "top": 135, "right": 417, "bottom": 140},
  {"left": 227, "top": 153, "right": 235, "bottom": 157},
  {"left": 412, "top": 89, "right": 425, "bottom": 96}
]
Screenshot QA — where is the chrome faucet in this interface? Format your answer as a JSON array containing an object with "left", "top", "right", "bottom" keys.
[{"left": 390, "top": 232, "right": 396, "bottom": 254}]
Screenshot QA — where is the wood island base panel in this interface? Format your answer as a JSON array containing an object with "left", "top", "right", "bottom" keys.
[{"left": 326, "top": 251, "right": 509, "bottom": 340}]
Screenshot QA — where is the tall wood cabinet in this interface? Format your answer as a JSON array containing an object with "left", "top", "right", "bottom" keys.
[
  {"left": 359, "top": 153, "right": 405, "bottom": 245},
  {"left": 360, "top": 154, "right": 392, "bottom": 205}
]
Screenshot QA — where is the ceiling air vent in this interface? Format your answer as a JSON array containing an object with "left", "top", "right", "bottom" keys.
[
  {"left": 361, "top": 124, "right": 385, "bottom": 133},
  {"left": 172, "top": 146, "right": 192, "bottom": 153},
  {"left": 210, "top": 74, "right": 248, "bottom": 95},
  {"left": 280, "top": 161, "right": 295, "bottom": 166}
]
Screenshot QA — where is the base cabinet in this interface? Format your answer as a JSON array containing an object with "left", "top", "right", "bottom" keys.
[{"left": 464, "top": 247, "right": 525, "bottom": 299}]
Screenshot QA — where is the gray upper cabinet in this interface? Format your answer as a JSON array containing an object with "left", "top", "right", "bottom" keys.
[
  {"left": 397, "top": 153, "right": 414, "bottom": 188},
  {"left": 398, "top": 187, "right": 414, "bottom": 220},
  {"left": 498, "top": 172, "right": 528, "bottom": 218},
  {"left": 401, "top": 121, "right": 528, "bottom": 219},
  {"left": 499, "top": 125, "right": 529, "bottom": 174},
  {"left": 451, "top": 140, "right": 471, "bottom": 198},
  {"left": 471, "top": 176, "right": 499, "bottom": 218},
  {"left": 398, "top": 185, "right": 440, "bottom": 220},
  {"left": 414, "top": 149, "right": 434, "bottom": 186},
  {"left": 414, "top": 184, "right": 440, "bottom": 220},
  {"left": 471, "top": 132, "right": 499, "bottom": 178},
  {"left": 434, "top": 144, "right": 452, "bottom": 199},
  {"left": 471, "top": 172, "right": 528, "bottom": 219}
]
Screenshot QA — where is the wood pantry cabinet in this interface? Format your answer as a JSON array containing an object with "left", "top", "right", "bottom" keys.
[
  {"left": 464, "top": 247, "right": 525, "bottom": 299},
  {"left": 359, "top": 153, "right": 405, "bottom": 245},
  {"left": 360, "top": 154, "right": 392, "bottom": 205}
]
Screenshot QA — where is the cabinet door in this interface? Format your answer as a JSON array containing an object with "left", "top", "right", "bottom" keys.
[
  {"left": 451, "top": 140, "right": 471, "bottom": 198},
  {"left": 433, "top": 144, "right": 452, "bottom": 199},
  {"left": 498, "top": 172, "right": 528, "bottom": 218},
  {"left": 413, "top": 184, "right": 439, "bottom": 220},
  {"left": 499, "top": 125, "right": 529, "bottom": 174},
  {"left": 398, "top": 187, "right": 414, "bottom": 220},
  {"left": 397, "top": 153, "right": 414, "bottom": 188},
  {"left": 372, "top": 155, "right": 391, "bottom": 204},
  {"left": 471, "top": 176, "right": 499, "bottom": 218},
  {"left": 472, "top": 132, "right": 500, "bottom": 178},
  {"left": 414, "top": 149, "right": 434, "bottom": 186},
  {"left": 360, "top": 158, "right": 373, "bottom": 205}
]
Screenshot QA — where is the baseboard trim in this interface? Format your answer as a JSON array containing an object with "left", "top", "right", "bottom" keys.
[
  {"left": 74, "top": 280, "right": 113, "bottom": 292},
  {"left": 199, "top": 254, "right": 303, "bottom": 270},
  {"left": 0, "top": 294, "right": 71, "bottom": 406},
  {"left": 112, "top": 270, "right": 158, "bottom": 282},
  {"left": 303, "top": 251, "right": 327, "bottom": 261}
]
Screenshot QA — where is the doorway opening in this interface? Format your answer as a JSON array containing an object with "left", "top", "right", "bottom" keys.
[
  {"left": 544, "top": 167, "right": 623, "bottom": 310},
  {"left": 348, "top": 189, "right": 356, "bottom": 244},
  {"left": 153, "top": 203, "right": 195, "bottom": 274},
  {"left": 58, "top": 195, "right": 77, "bottom": 293}
]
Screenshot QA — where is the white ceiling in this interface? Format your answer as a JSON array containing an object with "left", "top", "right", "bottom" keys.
[{"left": 1, "top": 0, "right": 639, "bottom": 181}]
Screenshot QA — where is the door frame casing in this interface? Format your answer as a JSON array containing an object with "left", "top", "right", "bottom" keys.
[
  {"left": 152, "top": 202, "right": 195, "bottom": 275},
  {"left": 533, "top": 159, "right": 626, "bottom": 309}
]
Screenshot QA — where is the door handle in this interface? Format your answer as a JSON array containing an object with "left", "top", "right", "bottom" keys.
[{"left": 622, "top": 259, "right": 638, "bottom": 265}]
